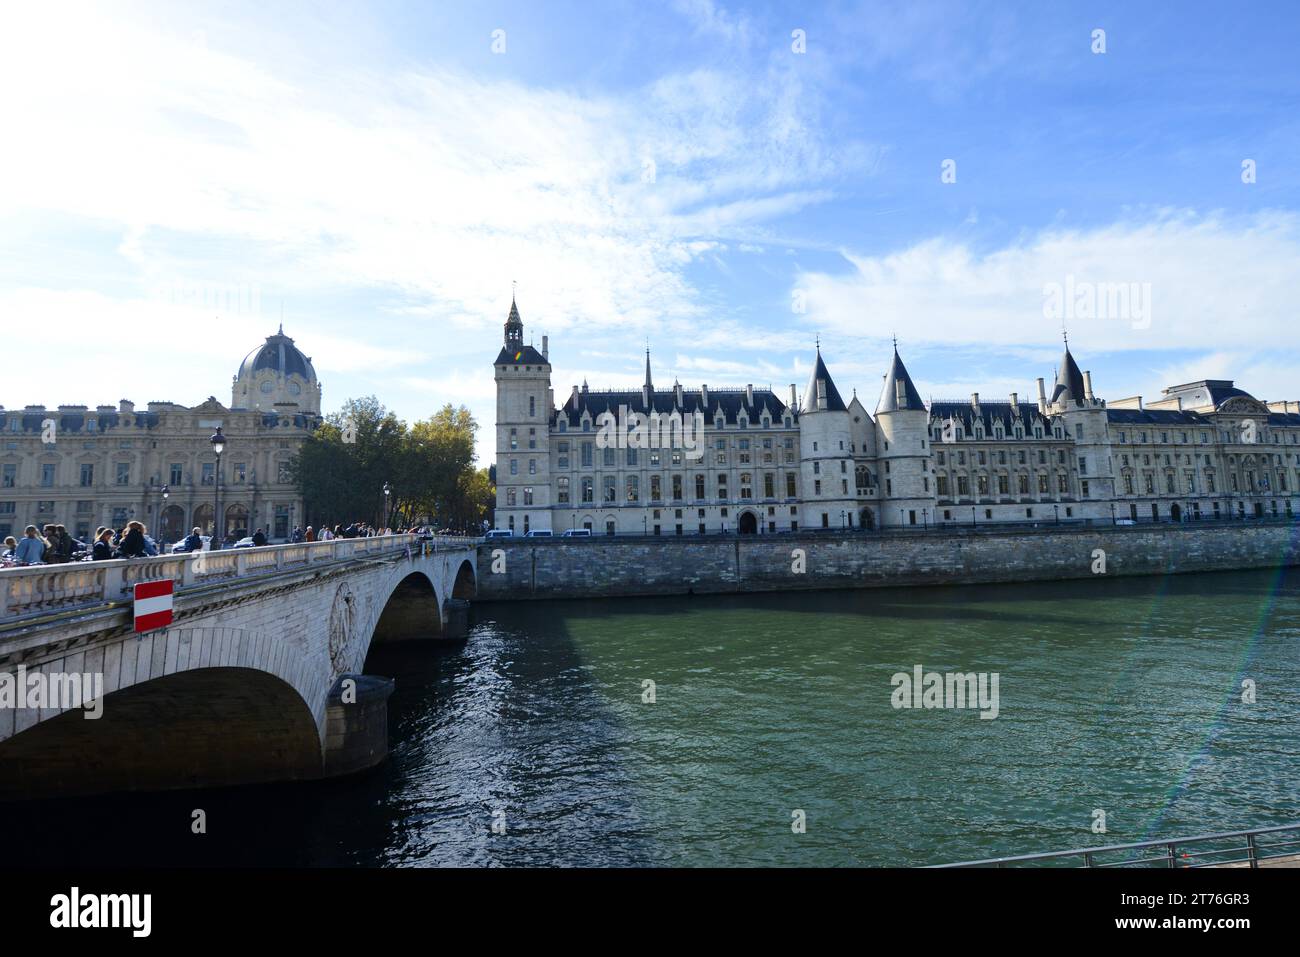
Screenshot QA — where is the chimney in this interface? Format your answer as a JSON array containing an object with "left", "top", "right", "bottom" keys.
[
  {"left": 895, "top": 378, "right": 907, "bottom": 407},
  {"left": 674, "top": 381, "right": 683, "bottom": 406},
  {"left": 1009, "top": 391, "right": 1019, "bottom": 411},
  {"left": 746, "top": 383, "right": 754, "bottom": 405},
  {"left": 701, "top": 383, "right": 709, "bottom": 407},
  {"left": 643, "top": 383, "right": 651, "bottom": 409},
  {"left": 541, "top": 335, "right": 548, "bottom": 361},
  {"left": 790, "top": 383, "right": 797, "bottom": 412},
  {"left": 571, "top": 384, "right": 579, "bottom": 406},
  {"left": 1036, "top": 377, "right": 1047, "bottom": 413},
  {"left": 971, "top": 392, "right": 980, "bottom": 411},
  {"left": 816, "top": 380, "right": 827, "bottom": 410},
  {"left": 119, "top": 399, "right": 134, "bottom": 414},
  {"left": 1083, "top": 370, "right": 1095, "bottom": 403}
]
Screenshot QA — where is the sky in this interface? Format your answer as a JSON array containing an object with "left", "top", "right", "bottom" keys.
[{"left": 2, "top": 0, "right": 1299, "bottom": 466}]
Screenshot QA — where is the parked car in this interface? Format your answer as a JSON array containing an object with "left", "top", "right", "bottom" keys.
[
  {"left": 484, "top": 529, "right": 514, "bottom": 539},
  {"left": 171, "top": 535, "right": 210, "bottom": 554},
  {"left": 525, "top": 529, "right": 554, "bottom": 538},
  {"left": 1115, "top": 519, "right": 1137, "bottom": 526},
  {"left": 231, "top": 537, "right": 256, "bottom": 549},
  {"left": 561, "top": 528, "right": 592, "bottom": 538}
]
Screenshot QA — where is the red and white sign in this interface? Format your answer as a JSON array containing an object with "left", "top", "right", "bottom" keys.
[{"left": 133, "top": 579, "right": 174, "bottom": 633}]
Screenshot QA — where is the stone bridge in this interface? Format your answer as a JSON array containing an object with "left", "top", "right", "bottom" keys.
[{"left": 0, "top": 534, "right": 478, "bottom": 800}]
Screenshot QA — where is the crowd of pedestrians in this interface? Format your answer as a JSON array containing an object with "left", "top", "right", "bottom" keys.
[
  {"left": 2, "top": 519, "right": 480, "bottom": 568},
  {"left": 1, "top": 521, "right": 162, "bottom": 567}
]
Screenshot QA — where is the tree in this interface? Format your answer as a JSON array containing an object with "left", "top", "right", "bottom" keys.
[{"left": 290, "top": 399, "right": 485, "bottom": 532}]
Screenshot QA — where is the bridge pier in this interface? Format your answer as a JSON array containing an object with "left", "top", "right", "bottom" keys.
[{"left": 322, "top": 674, "right": 396, "bottom": 778}]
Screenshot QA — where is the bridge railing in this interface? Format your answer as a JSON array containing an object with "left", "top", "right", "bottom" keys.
[
  {"left": 930, "top": 821, "right": 1300, "bottom": 868},
  {"left": 0, "top": 533, "right": 480, "bottom": 624}
]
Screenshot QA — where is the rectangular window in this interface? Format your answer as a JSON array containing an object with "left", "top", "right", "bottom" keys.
[
  {"left": 582, "top": 477, "right": 594, "bottom": 503},
  {"left": 115, "top": 462, "right": 130, "bottom": 486},
  {"left": 202, "top": 462, "right": 215, "bottom": 485},
  {"left": 1, "top": 464, "right": 14, "bottom": 487},
  {"left": 581, "top": 442, "right": 593, "bottom": 467},
  {"left": 557, "top": 477, "right": 570, "bottom": 504},
  {"left": 79, "top": 463, "right": 94, "bottom": 486},
  {"left": 603, "top": 476, "right": 616, "bottom": 502},
  {"left": 41, "top": 463, "right": 56, "bottom": 487},
  {"left": 234, "top": 462, "right": 247, "bottom": 483},
  {"left": 278, "top": 463, "right": 291, "bottom": 483},
  {"left": 170, "top": 463, "right": 183, "bottom": 485},
  {"left": 672, "top": 475, "right": 683, "bottom": 500}
]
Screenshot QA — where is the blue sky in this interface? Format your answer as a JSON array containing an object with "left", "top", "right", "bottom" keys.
[{"left": 2, "top": 0, "right": 1299, "bottom": 465}]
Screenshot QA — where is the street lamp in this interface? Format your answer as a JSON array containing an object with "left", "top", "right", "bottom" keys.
[
  {"left": 383, "top": 482, "right": 391, "bottom": 531},
  {"left": 159, "top": 483, "right": 169, "bottom": 546},
  {"left": 210, "top": 428, "right": 225, "bottom": 547},
  {"left": 1054, "top": 504, "right": 1059, "bottom": 525}
]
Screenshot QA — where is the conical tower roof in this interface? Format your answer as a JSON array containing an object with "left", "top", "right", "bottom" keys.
[
  {"left": 801, "top": 347, "right": 847, "bottom": 412},
  {"left": 875, "top": 347, "right": 925, "bottom": 414}
]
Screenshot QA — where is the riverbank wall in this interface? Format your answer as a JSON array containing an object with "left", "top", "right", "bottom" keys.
[{"left": 474, "top": 522, "right": 1300, "bottom": 600}]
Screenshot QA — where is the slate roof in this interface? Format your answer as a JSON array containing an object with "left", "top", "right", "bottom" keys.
[
  {"left": 929, "top": 400, "right": 1051, "bottom": 432},
  {"left": 1160, "top": 379, "right": 1257, "bottom": 411},
  {"left": 1049, "top": 348, "right": 1087, "bottom": 405},
  {"left": 557, "top": 387, "right": 789, "bottom": 427},
  {"left": 11, "top": 409, "right": 161, "bottom": 433},
  {"left": 494, "top": 344, "right": 549, "bottom": 366},
  {"left": 238, "top": 328, "right": 316, "bottom": 381},
  {"left": 1106, "top": 408, "right": 1207, "bottom": 426},
  {"left": 875, "top": 349, "right": 925, "bottom": 414},
  {"left": 801, "top": 350, "right": 847, "bottom": 412}
]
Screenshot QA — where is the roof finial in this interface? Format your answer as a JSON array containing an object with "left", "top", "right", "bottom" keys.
[
  {"left": 892, "top": 332, "right": 898, "bottom": 351},
  {"left": 815, "top": 332, "right": 820, "bottom": 351},
  {"left": 512, "top": 279, "right": 517, "bottom": 303},
  {"left": 1062, "top": 321, "right": 1069, "bottom": 349}
]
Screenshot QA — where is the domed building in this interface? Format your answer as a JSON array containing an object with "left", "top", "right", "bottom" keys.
[
  {"left": 232, "top": 325, "right": 322, "bottom": 414},
  {"left": 0, "top": 326, "right": 322, "bottom": 547}
]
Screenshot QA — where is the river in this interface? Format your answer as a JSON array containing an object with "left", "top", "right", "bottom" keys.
[{"left": 14, "top": 568, "right": 1300, "bottom": 867}]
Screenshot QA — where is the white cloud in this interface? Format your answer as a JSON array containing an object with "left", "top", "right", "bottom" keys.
[{"left": 799, "top": 210, "right": 1300, "bottom": 355}]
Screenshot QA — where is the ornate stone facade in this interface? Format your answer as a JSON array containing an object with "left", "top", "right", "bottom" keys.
[
  {"left": 493, "top": 301, "right": 1300, "bottom": 534},
  {"left": 0, "top": 327, "right": 320, "bottom": 544}
]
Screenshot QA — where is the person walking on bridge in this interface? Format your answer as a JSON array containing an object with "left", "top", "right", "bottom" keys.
[{"left": 14, "top": 526, "right": 48, "bottom": 565}]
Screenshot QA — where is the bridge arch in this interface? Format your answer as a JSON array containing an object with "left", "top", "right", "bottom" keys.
[
  {"left": 452, "top": 559, "right": 476, "bottom": 599},
  {"left": 0, "top": 667, "right": 320, "bottom": 801},
  {"left": 370, "top": 570, "right": 444, "bottom": 647}
]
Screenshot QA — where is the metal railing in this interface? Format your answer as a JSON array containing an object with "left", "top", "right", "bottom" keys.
[
  {"left": 932, "top": 822, "right": 1300, "bottom": 868},
  {"left": 0, "top": 533, "right": 481, "bottom": 625}
]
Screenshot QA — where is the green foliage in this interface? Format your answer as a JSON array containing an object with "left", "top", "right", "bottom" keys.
[{"left": 290, "top": 397, "right": 484, "bottom": 530}]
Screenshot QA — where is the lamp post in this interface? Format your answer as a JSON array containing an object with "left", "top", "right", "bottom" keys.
[
  {"left": 210, "top": 428, "right": 225, "bottom": 547},
  {"left": 383, "top": 482, "right": 391, "bottom": 532},
  {"left": 1110, "top": 502, "right": 1116, "bottom": 526},
  {"left": 159, "top": 483, "right": 169, "bottom": 546},
  {"left": 1054, "top": 504, "right": 1059, "bottom": 525}
]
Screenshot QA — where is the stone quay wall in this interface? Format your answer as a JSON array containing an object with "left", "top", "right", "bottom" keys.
[{"left": 475, "top": 523, "right": 1300, "bottom": 601}]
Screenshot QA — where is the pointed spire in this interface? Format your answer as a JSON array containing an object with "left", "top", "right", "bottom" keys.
[
  {"left": 644, "top": 341, "right": 653, "bottom": 391},
  {"left": 802, "top": 347, "right": 847, "bottom": 413},
  {"left": 876, "top": 344, "right": 924, "bottom": 414},
  {"left": 504, "top": 288, "right": 523, "bottom": 349}
]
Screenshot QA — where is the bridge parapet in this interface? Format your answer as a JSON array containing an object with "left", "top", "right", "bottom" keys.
[{"left": 1, "top": 534, "right": 481, "bottom": 625}]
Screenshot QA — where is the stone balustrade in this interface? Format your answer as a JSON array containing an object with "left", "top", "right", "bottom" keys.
[{"left": 0, "top": 534, "right": 480, "bottom": 623}]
